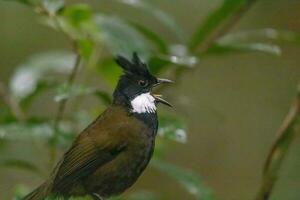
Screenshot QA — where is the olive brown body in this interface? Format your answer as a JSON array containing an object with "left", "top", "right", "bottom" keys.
[{"left": 24, "top": 105, "right": 158, "bottom": 199}]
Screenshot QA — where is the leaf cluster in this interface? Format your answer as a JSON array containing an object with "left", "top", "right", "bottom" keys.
[{"left": 0, "top": 0, "right": 300, "bottom": 200}]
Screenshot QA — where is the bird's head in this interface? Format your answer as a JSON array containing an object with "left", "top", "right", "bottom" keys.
[{"left": 113, "top": 52, "right": 172, "bottom": 114}]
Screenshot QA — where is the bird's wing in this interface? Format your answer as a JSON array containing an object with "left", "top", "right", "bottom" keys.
[{"left": 52, "top": 122, "right": 127, "bottom": 192}]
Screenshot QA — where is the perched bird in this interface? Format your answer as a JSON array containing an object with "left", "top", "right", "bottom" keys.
[{"left": 23, "top": 53, "right": 172, "bottom": 200}]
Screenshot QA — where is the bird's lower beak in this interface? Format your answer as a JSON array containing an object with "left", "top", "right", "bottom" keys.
[
  {"left": 152, "top": 78, "right": 173, "bottom": 107},
  {"left": 153, "top": 94, "right": 172, "bottom": 107}
]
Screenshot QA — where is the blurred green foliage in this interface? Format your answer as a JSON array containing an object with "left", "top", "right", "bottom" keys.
[{"left": 0, "top": 0, "right": 299, "bottom": 200}]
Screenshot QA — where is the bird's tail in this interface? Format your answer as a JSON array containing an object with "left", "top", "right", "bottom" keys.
[{"left": 22, "top": 181, "right": 50, "bottom": 200}]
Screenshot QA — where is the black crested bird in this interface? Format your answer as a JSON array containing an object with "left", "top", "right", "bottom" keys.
[{"left": 23, "top": 53, "right": 172, "bottom": 200}]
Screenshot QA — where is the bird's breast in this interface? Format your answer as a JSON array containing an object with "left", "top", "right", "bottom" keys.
[{"left": 84, "top": 108, "right": 158, "bottom": 197}]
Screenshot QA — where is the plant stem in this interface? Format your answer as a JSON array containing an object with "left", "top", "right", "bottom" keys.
[
  {"left": 53, "top": 52, "right": 81, "bottom": 130},
  {"left": 197, "top": 0, "right": 258, "bottom": 54},
  {"left": 0, "top": 82, "right": 26, "bottom": 122},
  {"left": 160, "top": 0, "right": 258, "bottom": 91},
  {"left": 49, "top": 49, "right": 82, "bottom": 168},
  {"left": 255, "top": 87, "right": 300, "bottom": 200},
  {"left": 35, "top": 3, "right": 85, "bottom": 169}
]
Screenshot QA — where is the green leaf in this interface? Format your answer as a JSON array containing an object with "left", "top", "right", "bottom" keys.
[
  {"left": 0, "top": 105, "right": 16, "bottom": 124},
  {"left": 96, "top": 58, "right": 123, "bottom": 86},
  {"left": 63, "top": 4, "right": 92, "bottom": 27},
  {"left": 20, "top": 80, "right": 56, "bottom": 111},
  {"left": 9, "top": 51, "right": 76, "bottom": 100},
  {"left": 150, "top": 44, "right": 198, "bottom": 70},
  {"left": 205, "top": 29, "right": 290, "bottom": 56},
  {"left": 10, "top": 67, "right": 39, "bottom": 100},
  {"left": 0, "top": 159, "right": 42, "bottom": 175},
  {"left": 0, "top": 122, "right": 54, "bottom": 141},
  {"left": 149, "top": 51, "right": 197, "bottom": 75},
  {"left": 41, "top": 0, "right": 64, "bottom": 15},
  {"left": 0, "top": 120, "right": 76, "bottom": 147},
  {"left": 78, "top": 39, "right": 95, "bottom": 60},
  {"left": 189, "top": 0, "right": 249, "bottom": 50},
  {"left": 218, "top": 28, "right": 300, "bottom": 45},
  {"left": 168, "top": 44, "right": 198, "bottom": 66},
  {"left": 116, "top": 0, "right": 184, "bottom": 42},
  {"left": 54, "top": 84, "right": 95, "bottom": 102},
  {"left": 207, "top": 42, "right": 281, "bottom": 56},
  {"left": 13, "top": 185, "right": 30, "bottom": 200},
  {"left": 129, "top": 22, "right": 168, "bottom": 53},
  {"left": 158, "top": 115, "right": 187, "bottom": 143},
  {"left": 151, "top": 160, "right": 216, "bottom": 200},
  {"left": 94, "top": 14, "right": 151, "bottom": 58},
  {"left": 148, "top": 56, "right": 171, "bottom": 75},
  {"left": 54, "top": 83, "right": 111, "bottom": 105},
  {"left": 59, "top": 4, "right": 100, "bottom": 40}
]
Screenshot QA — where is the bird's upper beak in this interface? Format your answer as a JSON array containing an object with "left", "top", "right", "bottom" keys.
[
  {"left": 152, "top": 78, "right": 173, "bottom": 107},
  {"left": 156, "top": 78, "right": 173, "bottom": 85}
]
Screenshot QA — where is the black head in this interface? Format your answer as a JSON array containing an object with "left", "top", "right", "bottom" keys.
[{"left": 113, "top": 52, "right": 172, "bottom": 107}]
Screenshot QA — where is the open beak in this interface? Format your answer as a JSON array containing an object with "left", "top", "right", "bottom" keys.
[
  {"left": 153, "top": 94, "right": 172, "bottom": 107},
  {"left": 152, "top": 78, "right": 173, "bottom": 107}
]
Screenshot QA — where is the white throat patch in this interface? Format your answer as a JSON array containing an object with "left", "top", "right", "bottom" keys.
[{"left": 130, "top": 92, "right": 156, "bottom": 114}]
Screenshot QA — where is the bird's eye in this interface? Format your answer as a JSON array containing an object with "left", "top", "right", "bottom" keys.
[{"left": 138, "top": 80, "right": 148, "bottom": 87}]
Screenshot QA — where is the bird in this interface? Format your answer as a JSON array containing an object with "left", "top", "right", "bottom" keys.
[{"left": 23, "top": 52, "right": 172, "bottom": 200}]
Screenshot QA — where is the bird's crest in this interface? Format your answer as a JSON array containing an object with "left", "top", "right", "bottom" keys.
[{"left": 115, "top": 52, "right": 150, "bottom": 76}]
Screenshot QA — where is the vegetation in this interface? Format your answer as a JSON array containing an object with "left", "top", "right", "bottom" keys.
[{"left": 0, "top": 0, "right": 299, "bottom": 199}]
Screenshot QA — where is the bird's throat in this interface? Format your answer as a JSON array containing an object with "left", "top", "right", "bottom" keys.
[{"left": 130, "top": 92, "right": 156, "bottom": 114}]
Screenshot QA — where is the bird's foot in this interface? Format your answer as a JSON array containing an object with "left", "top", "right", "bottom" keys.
[{"left": 92, "top": 193, "right": 105, "bottom": 200}]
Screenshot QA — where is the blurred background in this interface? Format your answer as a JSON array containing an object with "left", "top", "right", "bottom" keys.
[{"left": 0, "top": 0, "right": 300, "bottom": 200}]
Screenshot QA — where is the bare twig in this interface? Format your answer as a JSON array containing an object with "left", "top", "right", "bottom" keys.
[
  {"left": 255, "top": 87, "right": 300, "bottom": 200},
  {"left": 0, "top": 82, "right": 26, "bottom": 122}
]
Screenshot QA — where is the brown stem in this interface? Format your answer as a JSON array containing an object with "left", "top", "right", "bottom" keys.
[
  {"left": 49, "top": 50, "right": 81, "bottom": 168},
  {"left": 53, "top": 52, "right": 81, "bottom": 131},
  {"left": 255, "top": 88, "right": 300, "bottom": 200},
  {"left": 0, "top": 82, "right": 26, "bottom": 122}
]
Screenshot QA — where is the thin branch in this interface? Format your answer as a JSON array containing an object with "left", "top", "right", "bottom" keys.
[
  {"left": 49, "top": 49, "right": 81, "bottom": 167},
  {"left": 255, "top": 87, "right": 300, "bottom": 200},
  {"left": 39, "top": 7, "right": 82, "bottom": 132},
  {"left": 53, "top": 52, "right": 81, "bottom": 131},
  {"left": 35, "top": 4, "right": 73, "bottom": 44},
  {"left": 0, "top": 82, "right": 26, "bottom": 122}
]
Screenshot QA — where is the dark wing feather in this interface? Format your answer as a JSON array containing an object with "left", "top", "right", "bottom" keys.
[{"left": 52, "top": 133, "right": 126, "bottom": 193}]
